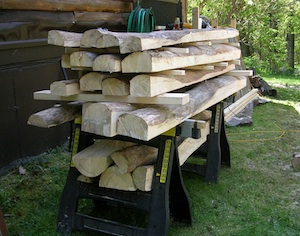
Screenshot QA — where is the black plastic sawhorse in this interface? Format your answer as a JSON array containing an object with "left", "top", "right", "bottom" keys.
[
  {"left": 57, "top": 121, "right": 192, "bottom": 236},
  {"left": 182, "top": 102, "right": 231, "bottom": 183}
]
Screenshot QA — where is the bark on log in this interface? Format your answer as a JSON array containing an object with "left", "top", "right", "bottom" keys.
[
  {"left": 110, "top": 145, "right": 158, "bottom": 174},
  {"left": 117, "top": 76, "right": 247, "bottom": 140},
  {"left": 27, "top": 104, "right": 81, "bottom": 128},
  {"left": 79, "top": 72, "right": 115, "bottom": 91},
  {"left": 48, "top": 30, "right": 82, "bottom": 47},
  {"left": 81, "top": 102, "right": 136, "bottom": 137},
  {"left": 130, "top": 64, "right": 235, "bottom": 97},
  {"left": 0, "top": 0, "right": 133, "bottom": 13},
  {"left": 74, "top": 12, "right": 129, "bottom": 29},
  {"left": 122, "top": 44, "right": 241, "bottom": 73},
  {"left": 72, "top": 140, "right": 136, "bottom": 177},
  {"left": 99, "top": 165, "right": 137, "bottom": 191},
  {"left": 132, "top": 165, "right": 154, "bottom": 192}
]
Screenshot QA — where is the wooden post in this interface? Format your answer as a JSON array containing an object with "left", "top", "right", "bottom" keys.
[
  {"left": 231, "top": 18, "right": 237, "bottom": 29},
  {"left": 192, "top": 7, "right": 201, "bottom": 29},
  {"left": 0, "top": 208, "right": 8, "bottom": 236},
  {"left": 212, "top": 18, "right": 218, "bottom": 28}
]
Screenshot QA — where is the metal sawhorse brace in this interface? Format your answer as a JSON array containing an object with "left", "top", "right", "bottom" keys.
[
  {"left": 182, "top": 102, "right": 231, "bottom": 183},
  {"left": 56, "top": 119, "right": 192, "bottom": 236}
]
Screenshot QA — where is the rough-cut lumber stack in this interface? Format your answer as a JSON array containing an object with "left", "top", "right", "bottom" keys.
[{"left": 29, "top": 26, "right": 253, "bottom": 192}]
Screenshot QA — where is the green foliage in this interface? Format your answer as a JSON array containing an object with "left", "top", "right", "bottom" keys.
[{"left": 187, "top": 0, "right": 300, "bottom": 74}]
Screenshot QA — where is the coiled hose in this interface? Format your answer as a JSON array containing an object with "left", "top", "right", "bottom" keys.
[{"left": 127, "top": 0, "right": 155, "bottom": 33}]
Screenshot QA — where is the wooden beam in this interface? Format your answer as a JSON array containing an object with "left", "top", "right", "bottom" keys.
[
  {"left": 48, "top": 30, "right": 82, "bottom": 47},
  {"left": 129, "top": 64, "right": 235, "bottom": 97},
  {"left": 92, "top": 54, "right": 124, "bottom": 72},
  {"left": 121, "top": 44, "right": 241, "bottom": 73},
  {"left": 81, "top": 102, "right": 136, "bottom": 137},
  {"left": 132, "top": 165, "right": 154, "bottom": 192},
  {"left": 70, "top": 51, "right": 98, "bottom": 68},
  {"left": 81, "top": 27, "right": 239, "bottom": 54},
  {"left": 99, "top": 165, "right": 136, "bottom": 191},
  {"left": 101, "top": 77, "right": 131, "bottom": 96},
  {"left": 33, "top": 90, "right": 190, "bottom": 105},
  {"left": 192, "top": 7, "right": 201, "bottom": 29},
  {"left": 27, "top": 104, "right": 81, "bottom": 128},
  {"left": 61, "top": 54, "right": 71, "bottom": 68},
  {"left": 117, "top": 76, "right": 247, "bottom": 141},
  {"left": 0, "top": 0, "right": 133, "bottom": 13},
  {"left": 81, "top": 28, "right": 126, "bottom": 48},
  {"left": 119, "top": 28, "right": 239, "bottom": 54},
  {"left": 110, "top": 145, "right": 158, "bottom": 174},
  {"left": 72, "top": 140, "right": 136, "bottom": 177},
  {"left": 50, "top": 79, "right": 80, "bottom": 96},
  {"left": 79, "top": 72, "right": 114, "bottom": 91}
]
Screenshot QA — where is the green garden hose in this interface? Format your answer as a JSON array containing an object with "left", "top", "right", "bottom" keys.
[{"left": 127, "top": 0, "right": 155, "bottom": 33}]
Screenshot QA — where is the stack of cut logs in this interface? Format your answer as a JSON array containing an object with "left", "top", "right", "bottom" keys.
[{"left": 28, "top": 27, "right": 254, "bottom": 191}]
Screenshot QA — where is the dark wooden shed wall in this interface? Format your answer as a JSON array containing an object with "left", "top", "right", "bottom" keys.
[{"left": 0, "top": 0, "right": 181, "bottom": 170}]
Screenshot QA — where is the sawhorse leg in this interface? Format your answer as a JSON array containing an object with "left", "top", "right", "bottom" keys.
[
  {"left": 182, "top": 102, "right": 231, "bottom": 183},
  {"left": 148, "top": 134, "right": 192, "bottom": 235}
]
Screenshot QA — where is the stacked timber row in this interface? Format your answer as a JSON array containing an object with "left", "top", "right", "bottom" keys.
[
  {"left": 28, "top": 27, "right": 252, "bottom": 191},
  {"left": 0, "top": 0, "right": 133, "bottom": 41}
]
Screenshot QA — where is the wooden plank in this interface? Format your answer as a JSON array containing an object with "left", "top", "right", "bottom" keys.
[
  {"left": 0, "top": 0, "right": 132, "bottom": 13},
  {"left": 79, "top": 72, "right": 114, "bottom": 91},
  {"left": 48, "top": 30, "right": 82, "bottom": 47},
  {"left": 129, "top": 64, "right": 235, "bottom": 97},
  {"left": 224, "top": 89, "right": 259, "bottom": 122},
  {"left": 50, "top": 79, "right": 80, "bottom": 96},
  {"left": 161, "top": 47, "right": 189, "bottom": 54},
  {"left": 110, "top": 145, "right": 158, "bottom": 174},
  {"left": 159, "top": 70, "right": 186, "bottom": 76},
  {"left": 72, "top": 140, "right": 136, "bottom": 177},
  {"left": 121, "top": 44, "right": 241, "bottom": 73},
  {"left": 33, "top": 90, "right": 190, "bottom": 105},
  {"left": 81, "top": 102, "right": 136, "bottom": 137},
  {"left": 186, "top": 65, "right": 215, "bottom": 70},
  {"left": 225, "top": 70, "right": 253, "bottom": 76},
  {"left": 27, "top": 104, "right": 81, "bottom": 128},
  {"left": 117, "top": 76, "right": 247, "bottom": 141}
]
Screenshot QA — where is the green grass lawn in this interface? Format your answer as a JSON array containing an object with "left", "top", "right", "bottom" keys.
[{"left": 0, "top": 74, "right": 299, "bottom": 236}]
